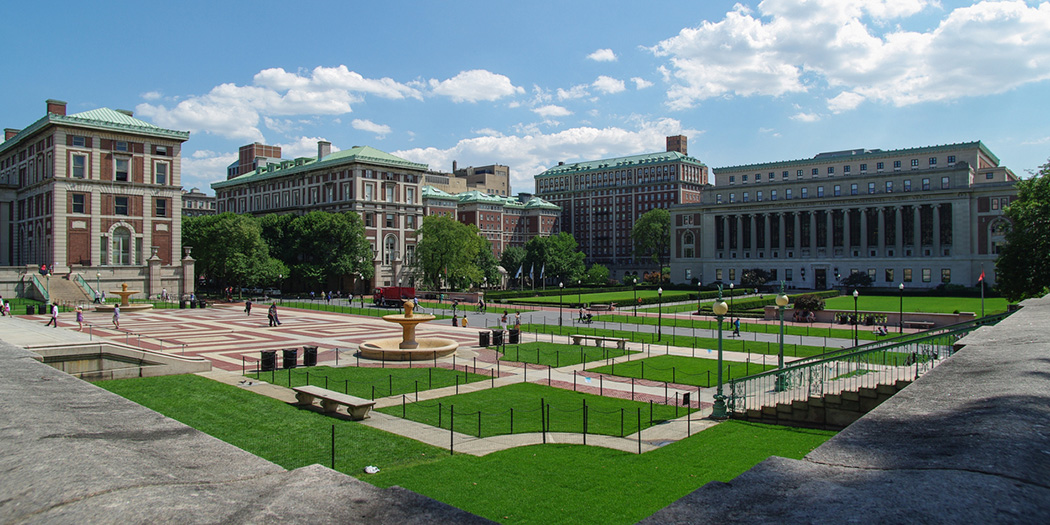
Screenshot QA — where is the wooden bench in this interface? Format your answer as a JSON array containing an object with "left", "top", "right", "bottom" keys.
[
  {"left": 588, "top": 304, "right": 615, "bottom": 311},
  {"left": 292, "top": 385, "right": 375, "bottom": 420},
  {"left": 904, "top": 321, "right": 936, "bottom": 330},
  {"left": 570, "top": 334, "right": 628, "bottom": 350}
]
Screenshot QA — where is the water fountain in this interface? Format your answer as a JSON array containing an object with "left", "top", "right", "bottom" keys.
[
  {"left": 358, "top": 300, "right": 458, "bottom": 361},
  {"left": 95, "top": 283, "right": 154, "bottom": 312}
]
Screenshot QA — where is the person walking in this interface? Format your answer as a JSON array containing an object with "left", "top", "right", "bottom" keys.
[
  {"left": 75, "top": 305, "right": 84, "bottom": 331},
  {"left": 112, "top": 304, "right": 120, "bottom": 330},
  {"left": 245, "top": 299, "right": 253, "bottom": 316},
  {"left": 45, "top": 302, "right": 59, "bottom": 327},
  {"left": 268, "top": 302, "right": 281, "bottom": 326},
  {"left": 733, "top": 318, "right": 741, "bottom": 337}
]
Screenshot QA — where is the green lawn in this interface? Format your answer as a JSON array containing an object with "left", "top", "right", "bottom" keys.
[
  {"left": 97, "top": 374, "right": 835, "bottom": 524},
  {"left": 499, "top": 342, "right": 637, "bottom": 367},
  {"left": 589, "top": 354, "right": 778, "bottom": 387},
  {"left": 591, "top": 313, "right": 885, "bottom": 342},
  {"left": 377, "top": 382, "right": 696, "bottom": 438},
  {"left": 511, "top": 289, "right": 692, "bottom": 306},
  {"left": 247, "top": 365, "right": 489, "bottom": 400},
  {"left": 823, "top": 295, "right": 1009, "bottom": 315}
]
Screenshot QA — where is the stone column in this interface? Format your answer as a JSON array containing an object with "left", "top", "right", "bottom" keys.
[
  {"left": 148, "top": 247, "right": 162, "bottom": 299},
  {"left": 763, "top": 213, "right": 771, "bottom": 253},
  {"left": 778, "top": 212, "right": 786, "bottom": 253},
  {"left": 735, "top": 215, "right": 744, "bottom": 252},
  {"left": 826, "top": 209, "right": 834, "bottom": 253},
  {"left": 860, "top": 208, "right": 869, "bottom": 255},
  {"left": 807, "top": 211, "right": 816, "bottom": 252},
  {"left": 877, "top": 207, "right": 886, "bottom": 254},
  {"left": 895, "top": 206, "right": 904, "bottom": 256},
  {"left": 722, "top": 215, "right": 730, "bottom": 252},
  {"left": 793, "top": 212, "right": 801, "bottom": 253},
  {"left": 913, "top": 205, "right": 922, "bottom": 251},
  {"left": 180, "top": 246, "right": 195, "bottom": 299},
  {"left": 932, "top": 203, "right": 941, "bottom": 255},
  {"left": 843, "top": 208, "right": 852, "bottom": 250},
  {"left": 749, "top": 214, "right": 758, "bottom": 253}
]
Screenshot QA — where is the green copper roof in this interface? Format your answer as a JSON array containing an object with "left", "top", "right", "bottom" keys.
[
  {"left": 213, "top": 145, "right": 427, "bottom": 189},
  {"left": 536, "top": 150, "right": 705, "bottom": 178},
  {"left": 523, "top": 196, "right": 560, "bottom": 210},
  {"left": 716, "top": 141, "right": 998, "bottom": 172},
  {"left": 421, "top": 185, "right": 456, "bottom": 199},
  {"left": 0, "top": 106, "right": 189, "bottom": 155},
  {"left": 457, "top": 189, "right": 505, "bottom": 204}
]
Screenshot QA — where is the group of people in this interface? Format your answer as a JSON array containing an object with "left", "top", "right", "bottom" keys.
[
  {"left": 39, "top": 302, "right": 102, "bottom": 331},
  {"left": 0, "top": 295, "right": 10, "bottom": 317}
]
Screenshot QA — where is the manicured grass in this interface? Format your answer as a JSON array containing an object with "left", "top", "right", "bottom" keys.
[
  {"left": 378, "top": 382, "right": 698, "bottom": 438},
  {"left": 592, "top": 313, "right": 884, "bottom": 342},
  {"left": 499, "top": 342, "right": 637, "bottom": 367},
  {"left": 98, "top": 374, "right": 835, "bottom": 524},
  {"left": 589, "top": 354, "right": 778, "bottom": 388},
  {"left": 247, "top": 365, "right": 488, "bottom": 399},
  {"left": 521, "top": 323, "right": 834, "bottom": 358},
  {"left": 823, "top": 295, "right": 1009, "bottom": 315},
  {"left": 511, "top": 289, "right": 692, "bottom": 306}
]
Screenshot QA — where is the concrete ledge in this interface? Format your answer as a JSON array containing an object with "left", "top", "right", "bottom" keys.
[
  {"left": 643, "top": 295, "right": 1050, "bottom": 523},
  {"left": 28, "top": 341, "right": 211, "bottom": 380}
]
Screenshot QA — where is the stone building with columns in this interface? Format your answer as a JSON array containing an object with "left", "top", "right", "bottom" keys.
[
  {"left": 0, "top": 99, "right": 193, "bottom": 302},
  {"left": 670, "top": 141, "right": 1018, "bottom": 290},
  {"left": 212, "top": 142, "right": 426, "bottom": 290}
]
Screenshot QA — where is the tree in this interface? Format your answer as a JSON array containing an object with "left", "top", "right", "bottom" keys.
[
  {"left": 475, "top": 236, "right": 501, "bottom": 289},
  {"left": 500, "top": 246, "right": 526, "bottom": 286},
  {"left": 413, "top": 215, "right": 483, "bottom": 290},
  {"left": 840, "top": 272, "right": 874, "bottom": 288},
  {"left": 523, "top": 232, "right": 585, "bottom": 285},
  {"left": 996, "top": 160, "right": 1050, "bottom": 301},
  {"left": 632, "top": 208, "right": 670, "bottom": 269},
  {"left": 287, "top": 211, "right": 373, "bottom": 290},
  {"left": 183, "top": 213, "right": 287, "bottom": 289},
  {"left": 741, "top": 268, "right": 772, "bottom": 287},
  {"left": 258, "top": 213, "right": 297, "bottom": 263},
  {"left": 793, "top": 294, "right": 826, "bottom": 312},
  {"left": 584, "top": 263, "right": 610, "bottom": 285}
]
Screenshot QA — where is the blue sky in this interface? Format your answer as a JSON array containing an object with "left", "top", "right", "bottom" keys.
[{"left": 3, "top": 0, "right": 1049, "bottom": 194}]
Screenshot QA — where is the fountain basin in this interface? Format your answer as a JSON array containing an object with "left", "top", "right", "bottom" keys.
[{"left": 358, "top": 337, "right": 459, "bottom": 361}]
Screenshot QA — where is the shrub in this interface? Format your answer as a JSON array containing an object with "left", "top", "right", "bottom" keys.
[{"left": 793, "top": 294, "right": 826, "bottom": 312}]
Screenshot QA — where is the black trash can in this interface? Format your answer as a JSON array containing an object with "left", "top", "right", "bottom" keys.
[
  {"left": 260, "top": 350, "right": 276, "bottom": 372},
  {"left": 479, "top": 330, "right": 490, "bottom": 347},
  {"left": 179, "top": 300, "right": 187, "bottom": 309},
  {"left": 26, "top": 305, "right": 35, "bottom": 315},
  {"left": 303, "top": 346, "right": 318, "bottom": 367},
  {"left": 190, "top": 300, "right": 197, "bottom": 309},
  {"left": 492, "top": 330, "right": 504, "bottom": 346},
  {"left": 198, "top": 300, "right": 207, "bottom": 308},
  {"left": 508, "top": 328, "right": 520, "bottom": 345},
  {"left": 282, "top": 348, "right": 298, "bottom": 369}
]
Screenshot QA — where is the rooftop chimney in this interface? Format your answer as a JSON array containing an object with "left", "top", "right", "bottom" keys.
[
  {"left": 453, "top": 160, "right": 458, "bottom": 172},
  {"left": 46, "top": 99, "right": 67, "bottom": 116},
  {"left": 5, "top": 128, "right": 21, "bottom": 140},
  {"left": 115, "top": 109, "right": 134, "bottom": 117},
  {"left": 666, "top": 135, "right": 687, "bottom": 155},
  {"left": 317, "top": 140, "right": 331, "bottom": 160}
]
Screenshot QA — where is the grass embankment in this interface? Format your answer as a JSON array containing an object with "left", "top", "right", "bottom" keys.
[
  {"left": 498, "top": 342, "right": 637, "bottom": 367},
  {"left": 510, "top": 289, "right": 691, "bottom": 306},
  {"left": 822, "top": 295, "right": 1009, "bottom": 315},
  {"left": 247, "top": 365, "right": 488, "bottom": 399},
  {"left": 98, "top": 374, "right": 834, "bottom": 524},
  {"left": 589, "top": 354, "right": 778, "bottom": 388},
  {"left": 592, "top": 313, "right": 884, "bottom": 342},
  {"left": 377, "top": 382, "right": 696, "bottom": 438}
]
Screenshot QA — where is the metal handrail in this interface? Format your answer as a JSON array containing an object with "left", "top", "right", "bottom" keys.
[
  {"left": 726, "top": 312, "right": 1012, "bottom": 415},
  {"left": 72, "top": 273, "right": 96, "bottom": 298},
  {"left": 29, "top": 274, "right": 49, "bottom": 303}
]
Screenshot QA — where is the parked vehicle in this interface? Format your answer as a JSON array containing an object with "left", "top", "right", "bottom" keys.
[
  {"left": 264, "top": 288, "right": 281, "bottom": 297},
  {"left": 373, "top": 286, "right": 415, "bottom": 307}
]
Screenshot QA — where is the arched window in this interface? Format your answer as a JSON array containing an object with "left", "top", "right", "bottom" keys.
[
  {"left": 989, "top": 218, "right": 1009, "bottom": 254},
  {"left": 683, "top": 231, "right": 695, "bottom": 258},
  {"left": 113, "top": 227, "right": 132, "bottom": 265},
  {"left": 384, "top": 235, "right": 398, "bottom": 265}
]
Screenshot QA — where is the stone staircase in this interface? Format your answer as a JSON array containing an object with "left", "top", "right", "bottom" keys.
[
  {"left": 735, "top": 380, "right": 912, "bottom": 430},
  {"left": 41, "top": 275, "right": 92, "bottom": 306}
]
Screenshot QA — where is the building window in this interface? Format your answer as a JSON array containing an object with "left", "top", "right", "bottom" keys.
[
  {"left": 115, "top": 196, "right": 129, "bottom": 216},
  {"left": 756, "top": 191, "right": 763, "bottom": 202},
  {"left": 929, "top": 157, "right": 937, "bottom": 166},
  {"left": 115, "top": 141, "right": 129, "bottom": 152},
  {"left": 385, "top": 214, "right": 395, "bottom": 228},
  {"left": 156, "top": 145, "right": 168, "bottom": 156},
  {"left": 904, "top": 180, "right": 912, "bottom": 192},
  {"left": 894, "top": 160, "right": 902, "bottom": 170},
  {"left": 886, "top": 181, "right": 893, "bottom": 193},
  {"left": 729, "top": 175, "right": 735, "bottom": 184},
  {"left": 72, "top": 193, "right": 85, "bottom": 213},
  {"left": 817, "top": 186, "right": 824, "bottom": 197},
  {"left": 113, "top": 227, "right": 131, "bottom": 265},
  {"left": 876, "top": 162, "right": 884, "bottom": 171},
  {"left": 742, "top": 174, "right": 748, "bottom": 182},
  {"left": 801, "top": 187, "right": 808, "bottom": 198},
  {"left": 850, "top": 184, "right": 858, "bottom": 195},
  {"left": 911, "top": 159, "right": 919, "bottom": 168},
  {"left": 860, "top": 163, "right": 867, "bottom": 172},
  {"left": 885, "top": 268, "right": 894, "bottom": 282},
  {"left": 155, "top": 198, "right": 167, "bottom": 217},
  {"left": 922, "top": 178, "right": 931, "bottom": 190},
  {"left": 922, "top": 268, "right": 932, "bottom": 282},
  {"left": 155, "top": 162, "right": 168, "bottom": 185},
  {"left": 811, "top": 168, "right": 819, "bottom": 176},
  {"left": 72, "top": 154, "right": 86, "bottom": 178},
  {"left": 948, "top": 155, "right": 956, "bottom": 164},
  {"left": 729, "top": 194, "right": 736, "bottom": 203},
  {"left": 71, "top": 135, "right": 87, "bottom": 147},
  {"left": 364, "top": 213, "right": 374, "bottom": 227},
  {"left": 716, "top": 194, "right": 722, "bottom": 204},
  {"left": 716, "top": 269, "right": 723, "bottom": 281},
  {"left": 743, "top": 192, "right": 749, "bottom": 202},
  {"left": 828, "top": 166, "right": 835, "bottom": 174},
  {"left": 868, "top": 268, "right": 876, "bottom": 280},
  {"left": 782, "top": 171, "right": 789, "bottom": 180},
  {"left": 100, "top": 234, "right": 108, "bottom": 265},
  {"left": 771, "top": 190, "right": 777, "bottom": 201},
  {"left": 941, "top": 268, "right": 951, "bottom": 283},
  {"left": 797, "top": 170, "right": 803, "bottom": 179},
  {"left": 904, "top": 268, "right": 912, "bottom": 282},
  {"left": 991, "top": 198, "right": 999, "bottom": 210},
  {"left": 386, "top": 185, "right": 395, "bottom": 202},
  {"left": 115, "top": 159, "right": 129, "bottom": 181},
  {"left": 868, "top": 182, "right": 876, "bottom": 194},
  {"left": 941, "top": 176, "right": 950, "bottom": 189},
  {"left": 729, "top": 269, "right": 736, "bottom": 281},
  {"left": 786, "top": 189, "right": 792, "bottom": 200},
  {"left": 364, "top": 184, "right": 374, "bottom": 201},
  {"left": 406, "top": 187, "right": 415, "bottom": 203},
  {"left": 833, "top": 185, "right": 841, "bottom": 197},
  {"left": 785, "top": 269, "right": 793, "bottom": 281},
  {"left": 406, "top": 215, "right": 416, "bottom": 229}
]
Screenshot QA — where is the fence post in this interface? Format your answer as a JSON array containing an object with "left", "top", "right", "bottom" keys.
[
  {"left": 450, "top": 405, "right": 455, "bottom": 455},
  {"left": 582, "top": 400, "right": 588, "bottom": 445},
  {"left": 541, "top": 398, "right": 546, "bottom": 444},
  {"left": 637, "top": 407, "right": 642, "bottom": 454},
  {"left": 402, "top": 394, "right": 406, "bottom": 418},
  {"left": 331, "top": 425, "right": 335, "bottom": 470}
]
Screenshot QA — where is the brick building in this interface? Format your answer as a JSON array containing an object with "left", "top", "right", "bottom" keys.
[
  {"left": 181, "top": 187, "right": 216, "bottom": 217},
  {"left": 421, "top": 187, "right": 559, "bottom": 256}
]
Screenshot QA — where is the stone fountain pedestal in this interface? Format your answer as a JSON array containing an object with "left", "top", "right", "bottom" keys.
[
  {"left": 95, "top": 283, "right": 154, "bottom": 312},
  {"left": 358, "top": 300, "right": 458, "bottom": 361}
]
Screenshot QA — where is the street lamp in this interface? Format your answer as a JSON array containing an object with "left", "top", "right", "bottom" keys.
[
  {"left": 96, "top": 272, "right": 101, "bottom": 301},
  {"left": 775, "top": 282, "right": 790, "bottom": 391},
  {"left": 559, "top": 282, "right": 564, "bottom": 328},
  {"left": 46, "top": 273, "right": 50, "bottom": 302},
  {"left": 898, "top": 283, "right": 905, "bottom": 334},
  {"left": 729, "top": 283, "right": 735, "bottom": 329},
  {"left": 657, "top": 287, "right": 663, "bottom": 341},
  {"left": 853, "top": 289, "right": 860, "bottom": 346},
  {"left": 577, "top": 279, "right": 582, "bottom": 309},
  {"left": 632, "top": 275, "right": 638, "bottom": 317},
  {"left": 697, "top": 282, "right": 703, "bottom": 314},
  {"left": 711, "top": 288, "right": 729, "bottom": 419}
]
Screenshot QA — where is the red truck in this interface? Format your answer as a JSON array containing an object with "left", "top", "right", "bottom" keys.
[{"left": 373, "top": 286, "right": 415, "bottom": 307}]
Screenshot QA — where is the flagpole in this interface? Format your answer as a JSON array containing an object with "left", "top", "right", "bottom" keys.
[{"left": 980, "top": 265, "right": 985, "bottom": 317}]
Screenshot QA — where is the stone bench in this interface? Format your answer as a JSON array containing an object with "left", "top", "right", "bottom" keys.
[
  {"left": 904, "top": 321, "right": 935, "bottom": 330},
  {"left": 292, "top": 385, "right": 375, "bottom": 421},
  {"left": 588, "top": 304, "right": 615, "bottom": 311},
  {"left": 570, "top": 334, "right": 628, "bottom": 350}
]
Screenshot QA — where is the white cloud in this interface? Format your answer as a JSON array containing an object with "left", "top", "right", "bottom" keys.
[
  {"left": 651, "top": 0, "right": 1050, "bottom": 110},
  {"left": 791, "top": 112, "right": 821, "bottom": 122},
  {"left": 592, "top": 75, "right": 626, "bottom": 94},
  {"left": 181, "top": 149, "right": 238, "bottom": 190},
  {"left": 587, "top": 48, "right": 618, "bottom": 62},
  {"left": 473, "top": 128, "right": 503, "bottom": 137},
  {"left": 141, "top": 91, "right": 162, "bottom": 101},
  {"left": 393, "top": 118, "right": 699, "bottom": 191},
  {"left": 135, "top": 65, "right": 422, "bottom": 141},
  {"left": 428, "top": 69, "right": 525, "bottom": 103},
  {"left": 631, "top": 77, "right": 654, "bottom": 89},
  {"left": 557, "top": 84, "right": 590, "bottom": 100},
  {"left": 532, "top": 105, "right": 573, "bottom": 118},
  {"left": 352, "top": 119, "right": 392, "bottom": 138},
  {"left": 277, "top": 136, "right": 340, "bottom": 158}
]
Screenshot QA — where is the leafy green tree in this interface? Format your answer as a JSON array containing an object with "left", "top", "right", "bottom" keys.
[
  {"left": 523, "top": 232, "right": 585, "bottom": 285},
  {"left": 287, "top": 211, "right": 373, "bottom": 290},
  {"left": 584, "top": 264, "right": 610, "bottom": 285},
  {"left": 794, "top": 294, "right": 826, "bottom": 312},
  {"left": 183, "top": 213, "right": 287, "bottom": 288},
  {"left": 258, "top": 213, "right": 297, "bottom": 263},
  {"left": 475, "top": 236, "right": 501, "bottom": 288},
  {"left": 632, "top": 208, "right": 670, "bottom": 269},
  {"left": 741, "top": 268, "right": 772, "bottom": 287},
  {"left": 500, "top": 246, "right": 527, "bottom": 286},
  {"left": 414, "top": 215, "right": 483, "bottom": 290},
  {"left": 996, "top": 160, "right": 1050, "bottom": 301},
  {"left": 840, "top": 272, "right": 874, "bottom": 288}
]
